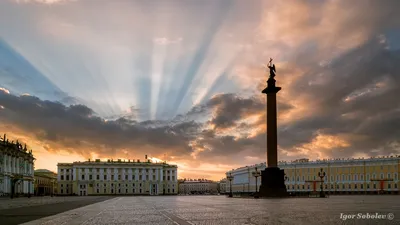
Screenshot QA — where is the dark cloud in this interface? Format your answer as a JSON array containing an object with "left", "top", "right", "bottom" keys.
[
  {"left": 276, "top": 39, "right": 400, "bottom": 158},
  {"left": 0, "top": 90, "right": 198, "bottom": 158}
]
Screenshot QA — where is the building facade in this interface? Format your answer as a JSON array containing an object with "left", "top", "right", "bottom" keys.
[
  {"left": 227, "top": 156, "right": 400, "bottom": 195},
  {"left": 57, "top": 159, "right": 178, "bottom": 196},
  {"left": 178, "top": 179, "right": 218, "bottom": 194},
  {"left": 218, "top": 178, "right": 227, "bottom": 194},
  {"left": 0, "top": 135, "right": 35, "bottom": 196},
  {"left": 34, "top": 169, "right": 57, "bottom": 196}
]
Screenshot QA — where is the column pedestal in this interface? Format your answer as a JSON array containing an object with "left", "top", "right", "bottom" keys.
[{"left": 258, "top": 167, "right": 287, "bottom": 197}]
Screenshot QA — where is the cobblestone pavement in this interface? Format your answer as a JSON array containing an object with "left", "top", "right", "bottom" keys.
[
  {"left": 0, "top": 196, "right": 112, "bottom": 225},
  {"left": 19, "top": 195, "right": 400, "bottom": 225},
  {"left": 0, "top": 196, "right": 107, "bottom": 210}
]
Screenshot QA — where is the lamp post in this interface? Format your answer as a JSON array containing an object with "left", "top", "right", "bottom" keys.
[
  {"left": 318, "top": 168, "right": 326, "bottom": 198},
  {"left": 227, "top": 173, "right": 234, "bottom": 198},
  {"left": 252, "top": 167, "right": 261, "bottom": 198},
  {"left": 51, "top": 180, "right": 54, "bottom": 197},
  {"left": 284, "top": 174, "right": 289, "bottom": 196}
]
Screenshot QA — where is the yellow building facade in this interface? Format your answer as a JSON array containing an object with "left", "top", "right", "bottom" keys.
[
  {"left": 34, "top": 170, "right": 57, "bottom": 196},
  {"left": 227, "top": 156, "right": 400, "bottom": 195},
  {"left": 57, "top": 159, "right": 178, "bottom": 196}
]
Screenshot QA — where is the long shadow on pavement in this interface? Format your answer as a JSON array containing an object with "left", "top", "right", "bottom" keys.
[{"left": 0, "top": 196, "right": 114, "bottom": 225}]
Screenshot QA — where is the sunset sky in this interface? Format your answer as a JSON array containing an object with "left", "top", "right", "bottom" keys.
[{"left": 1, "top": 0, "right": 400, "bottom": 181}]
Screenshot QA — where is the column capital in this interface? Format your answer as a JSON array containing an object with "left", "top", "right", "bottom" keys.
[{"left": 262, "top": 78, "right": 281, "bottom": 94}]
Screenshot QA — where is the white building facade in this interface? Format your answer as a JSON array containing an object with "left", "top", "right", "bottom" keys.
[
  {"left": 178, "top": 180, "right": 218, "bottom": 194},
  {"left": 0, "top": 135, "right": 35, "bottom": 196},
  {"left": 227, "top": 156, "right": 400, "bottom": 195},
  {"left": 57, "top": 159, "right": 178, "bottom": 196}
]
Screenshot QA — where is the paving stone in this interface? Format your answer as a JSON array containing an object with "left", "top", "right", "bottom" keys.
[{"left": 20, "top": 195, "right": 400, "bottom": 225}]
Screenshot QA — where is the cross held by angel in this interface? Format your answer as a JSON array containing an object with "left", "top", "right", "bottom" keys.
[{"left": 263, "top": 58, "right": 276, "bottom": 79}]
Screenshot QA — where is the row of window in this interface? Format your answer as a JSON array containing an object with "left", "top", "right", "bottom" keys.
[
  {"left": 288, "top": 173, "right": 398, "bottom": 182},
  {"left": 286, "top": 183, "right": 398, "bottom": 190},
  {"left": 60, "top": 168, "right": 175, "bottom": 174},
  {"left": 285, "top": 165, "right": 398, "bottom": 173},
  {"left": 59, "top": 188, "right": 175, "bottom": 194},
  {"left": 60, "top": 174, "right": 176, "bottom": 181}
]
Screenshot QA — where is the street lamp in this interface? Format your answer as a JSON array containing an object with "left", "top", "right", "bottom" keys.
[
  {"left": 226, "top": 172, "right": 234, "bottom": 197},
  {"left": 252, "top": 167, "right": 261, "bottom": 198},
  {"left": 284, "top": 174, "right": 289, "bottom": 196},
  {"left": 51, "top": 180, "right": 55, "bottom": 197},
  {"left": 318, "top": 168, "right": 326, "bottom": 198}
]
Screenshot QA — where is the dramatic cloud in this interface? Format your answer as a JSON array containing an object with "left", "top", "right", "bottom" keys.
[{"left": 1, "top": 0, "right": 400, "bottom": 179}]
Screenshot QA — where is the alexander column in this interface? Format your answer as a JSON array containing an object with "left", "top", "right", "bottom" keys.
[{"left": 258, "top": 58, "right": 287, "bottom": 197}]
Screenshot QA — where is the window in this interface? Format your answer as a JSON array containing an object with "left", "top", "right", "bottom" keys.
[
  {"left": 111, "top": 175, "right": 114, "bottom": 180},
  {"left": 126, "top": 189, "right": 128, "bottom": 193},
  {"left": 104, "top": 175, "right": 107, "bottom": 180},
  {"left": 153, "top": 175, "right": 156, "bottom": 180},
  {"left": 89, "top": 175, "right": 92, "bottom": 180},
  {"left": 140, "top": 183, "right": 142, "bottom": 187},
  {"left": 97, "top": 189, "right": 99, "bottom": 193},
  {"left": 111, "top": 189, "right": 114, "bottom": 194},
  {"left": 66, "top": 175, "right": 69, "bottom": 180},
  {"left": 388, "top": 173, "right": 391, "bottom": 179},
  {"left": 172, "top": 189, "right": 175, "bottom": 193},
  {"left": 119, "top": 189, "right": 121, "bottom": 193},
  {"left": 81, "top": 168, "right": 84, "bottom": 172},
  {"left": 111, "top": 183, "right": 114, "bottom": 187},
  {"left": 139, "top": 175, "right": 142, "bottom": 180},
  {"left": 355, "top": 184, "right": 357, "bottom": 189},
  {"left": 61, "top": 184, "right": 64, "bottom": 187},
  {"left": 140, "top": 189, "right": 142, "bottom": 193},
  {"left": 146, "top": 175, "right": 149, "bottom": 180},
  {"left": 104, "top": 183, "right": 106, "bottom": 187},
  {"left": 132, "top": 175, "right": 135, "bottom": 180},
  {"left": 153, "top": 169, "right": 156, "bottom": 173},
  {"left": 367, "top": 184, "right": 370, "bottom": 189},
  {"left": 97, "top": 175, "right": 100, "bottom": 180},
  {"left": 361, "top": 184, "right": 363, "bottom": 189},
  {"left": 61, "top": 175, "right": 64, "bottom": 180},
  {"left": 97, "top": 168, "right": 100, "bottom": 172},
  {"left": 89, "top": 168, "right": 92, "bottom": 172},
  {"left": 61, "top": 169, "right": 64, "bottom": 172},
  {"left": 388, "top": 184, "right": 391, "bottom": 189},
  {"left": 104, "top": 189, "right": 106, "bottom": 193},
  {"left": 125, "top": 175, "right": 128, "bottom": 180},
  {"left": 395, "top": 184, "right": 398, "bottom": 189},
  {"left": 81, "top": 175, "right": 85, "bottom": 180},
  {"left": 133, "top": 189, "right": 135, "bottom": 193},
  {"left": 61, "top": 189, "right": 63, "bottom": 194},
  {"left": 373, "top": 184, "right": 376, "bottom": 189}
]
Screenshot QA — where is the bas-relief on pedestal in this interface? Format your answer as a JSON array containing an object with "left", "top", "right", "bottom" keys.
[{"left": 258, "top": 58, "right": 288, "bottom": 197}]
